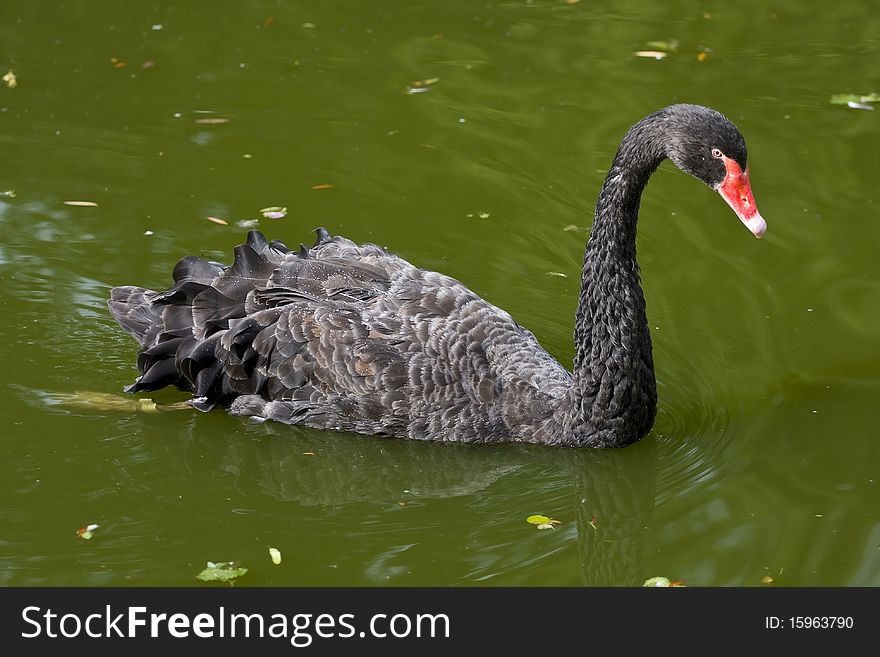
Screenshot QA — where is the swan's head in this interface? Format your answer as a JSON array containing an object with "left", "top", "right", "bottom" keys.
[{"left": 661, "top": 104, "right": 766, "bottom": 238}]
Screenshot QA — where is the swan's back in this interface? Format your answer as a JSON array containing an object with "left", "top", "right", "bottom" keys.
[{"left": 109, "top": 230, "right": 571, "bottom": 443}]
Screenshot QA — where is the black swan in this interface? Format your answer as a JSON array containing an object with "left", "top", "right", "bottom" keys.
[{"left": 108, "top": 104, "right": 765, "bottom": 447}]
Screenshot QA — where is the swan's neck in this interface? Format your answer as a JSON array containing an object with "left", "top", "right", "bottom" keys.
[{"left": 565, "top": 132, "right": 663, "bottom": 447}]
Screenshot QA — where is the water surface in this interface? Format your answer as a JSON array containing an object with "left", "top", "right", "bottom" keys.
[{"left": 2, "top": 0, "right": 879, "bottom": 586}]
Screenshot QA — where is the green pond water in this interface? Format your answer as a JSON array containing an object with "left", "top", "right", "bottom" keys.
[{"left": 2, "top": 0, "right": 879, "bottom": 586}]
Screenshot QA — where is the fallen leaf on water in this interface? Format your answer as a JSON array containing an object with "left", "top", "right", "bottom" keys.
[
  {"left": 141, "top": 61, "right": 155, "bottom": 69},
  {"left": 3, "top": 69, "right": 17, "bottom": 88},
  {"left": 762, "top": 575, "right": 774, "bottom": 584},
  {"left": 830, "top": 93, "right": 880, "bottom": 110},
  {"left": 110, "top": 57, "right": 126, "bottom": 68},
  {"left": 634, "top": 51, "right": 667, "bottom": 60},
  {"left": 697, "top": 51, "right": 708, "bottom": 62},
  {"left": 194, "top": 117, "right": 230, "bottom": 125},
  {"left": 302, "top": 451, "right": 315, "bottom": 456},
  {"left": 546, "top": 271, "right": 568, "bottom": 278},
  {"left": 196, "top": 561, "right": 248, "bottom": 583},
  {"left": 643, "top": 576, "right": 687, "bottom": 587},
  {"left": 526, "top": 515, "right": 562, "bottom": 528},
  {"left": 269, "top": 547, "right": 282, "bottom": 565},
  {"left": 645, "top": 39, "right": 679, "bottom": 52},
  {"left": 1, "top": 189, "right": 15, "bottom": 198},
  {"left": 64, "top": 200, "right": 99, "bottom": 207},
  {"left": 406, "top": 77, "right": 439, "bottom": 94},
  {"left": 588, "top": 515, "right": 598, "bottom": 530},
  {"left": 206, "top": 216, "right": 229, "bottom": 225},
  {"left": 643, "top": 577, "right": 670, "bottom": 587},
  {"left": 260, "top": 206, "right": 287, "bottom": 219},
  {"left": 76, "top": 523, "right": 100, "bottom": 540},
  {"left": 311, "top": 183, "right": 334, "bottom": 190}
]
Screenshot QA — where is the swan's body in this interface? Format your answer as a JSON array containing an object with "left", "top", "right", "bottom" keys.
[{"left": 109, "top": 104, "right": 765, "bottom": 447}]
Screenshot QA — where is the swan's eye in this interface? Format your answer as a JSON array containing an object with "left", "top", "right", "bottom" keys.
[{"left": 711, "top": 148, "right": 723, "bottom": 159}]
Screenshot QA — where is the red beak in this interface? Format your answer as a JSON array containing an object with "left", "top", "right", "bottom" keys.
[{"left": 717, "top": 155, "right": 766, "bottom": 238}]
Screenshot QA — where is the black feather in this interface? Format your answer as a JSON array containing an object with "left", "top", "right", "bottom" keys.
[{"left": 108, "top": 104, "right": 761, "bottom": 447}]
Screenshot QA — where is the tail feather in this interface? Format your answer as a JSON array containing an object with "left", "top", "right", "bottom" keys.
[
  {"left": 108, "top": 285, "right": 162, "bottom": 346},
  {"left": 107, "top": 228, "right": 397, "bottom": 414}
]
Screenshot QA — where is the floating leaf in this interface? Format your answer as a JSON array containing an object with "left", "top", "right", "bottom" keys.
[
  {"left": 196, "top": 561, "right": 248, "bottom": 583},
  {"left": 3, "top": 69, "right": 17, "bottom": 88},
  {"left": 546, "top": 271, "right": 568, "bottom": 278},
  {"left": 830, "top": 93, "right": 880, "bottom": 110},
  {"left": 110, "top": 57, "right": 126, "bottom": 69},
  {"left": 644, "top": 39, "right": 679, "bottom": 52},
  {"left": 1, "top": 189, "right": 15, "bottom": 198},
  {"left": 588, "top": 516, "right": 598, "bottom": 530},
  {"left": 643, "top": 576, "right": 686, "bottom": 587},
  {"left": 260, "top": 206, "right": 287, "bottom": 219},
  {"left": 64, "top": 200, "right": 99, "bottom": 207},
  {"left": 527, "top": 515, "right": 561, "bottom": 531},
  {"left": 643, "top": 576, "right": 671, "bottom": 587},
  {"left": 76, "top": 523, "right": 100, "bottom": 540},
  {"left": 697, "top": 51, "right": 709, "bottom": 62},
  {"left": 311, "top": 183, "right": 334, "bottom": 190},
  {"left": 406, "top": 77, "right": 439, "bottom": 94},
  {"left": 269, "top": 547, "right": 282, "bottom": 565},
  {"left": 762, "top": 575, "right": 774, "bottom": 584},
  {"left": 206, "top": 216, "right": 229, "bottom": 225},
  {"left": 634, "top": 51, "right": 667, "bottom": 60},
  {"left": 194, "top": 117, "right": 230, "bottom": 125}
]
